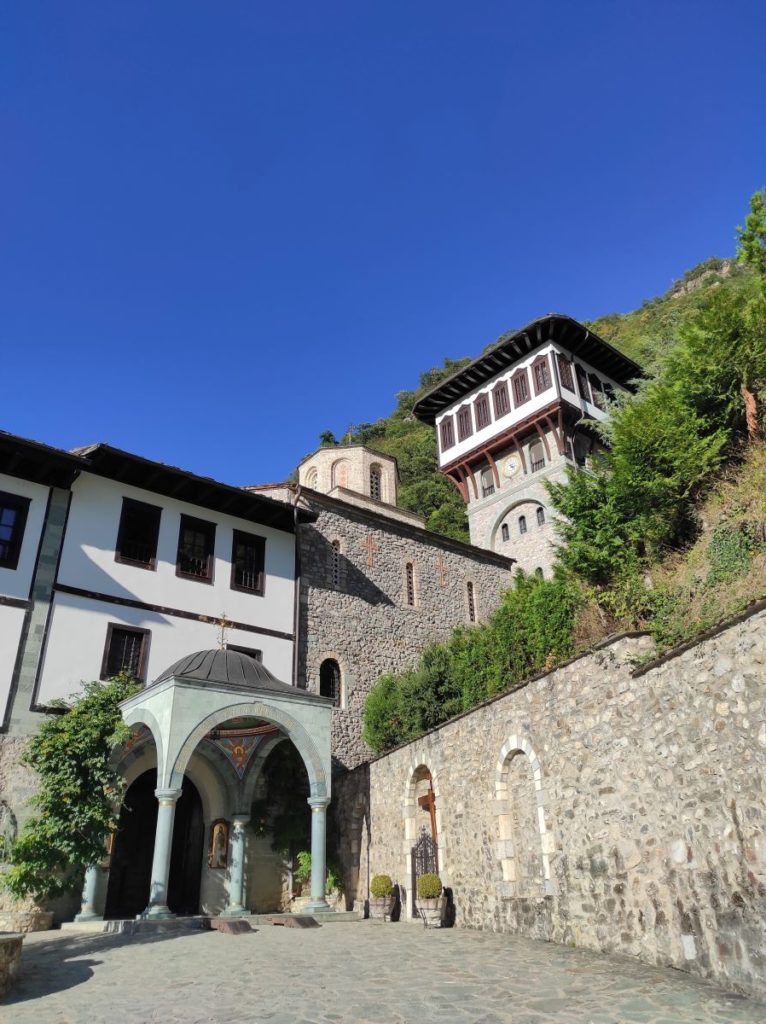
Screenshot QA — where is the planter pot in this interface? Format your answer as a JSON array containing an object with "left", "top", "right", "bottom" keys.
[
  {"left": 368, "top": 895, "right": 396, "bottom": 920},
  {"left": 417, "top": 896, "right": 446, "bottom": 928}
]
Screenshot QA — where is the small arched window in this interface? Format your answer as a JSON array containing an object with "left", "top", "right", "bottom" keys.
[
  {"left": 405, "top": 562, "right": 416, "bottom": 606},
  {"left": 529, "top": 439, "right": 545, "bottom": 473},
  {"left": 481, "top": 467, "right": 495, "bottom": 498},
  {"left": 536, "top": 506, "right": 545, "bottom": 526},
  {"left": 319, "top": 659, "right": 341, "bottom": 706},
  {"left": 306, "top": 467, "right": 318, "bottom": 489},
  {"left": 535, "top": 567, "right": 544, "bottom": 578},
  {"left": 518, "top": 515, "right": 527, "bottom": 535},
  {"left": 331, "top": 460, "right": 348, "bottom": 489},
  {"left": 331, "top": 540, "right": 341, "bottom": 588},
  {"left": 467, "top": 581, "right": 476, "bottom": 623},
  {"left": 501, "top": 523, "right": 509, "bottom": 542},
  {"left": 370, "top": 464, "right": 382, "bottom": 501}
]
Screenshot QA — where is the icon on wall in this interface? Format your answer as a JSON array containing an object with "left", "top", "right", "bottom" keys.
[{"left": 208, "top": 818, "right": 229, "bottom": 869}]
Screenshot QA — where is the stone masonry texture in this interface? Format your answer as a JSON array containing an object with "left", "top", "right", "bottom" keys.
[
  {"left": 295, "top": 492, "right": 514, "bottom": 769},
  {"left": 333, "top": 608, "right": 766, "bottom": 999}
]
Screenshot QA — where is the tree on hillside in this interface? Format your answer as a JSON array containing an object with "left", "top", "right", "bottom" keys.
[{"left": 738, "top": 187, "right": 766, "bottom": 279}]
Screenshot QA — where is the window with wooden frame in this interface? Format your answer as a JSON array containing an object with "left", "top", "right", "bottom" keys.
[
  {"left": 475, "top": 393, "right": 491, "bottom": 430},
  {"left": 536, "top": 506, "right": 546, "bottom": 526},
  {"left": 512, "top": 368, "right": 530, "bottom": 406},
  {"left": 439, "top": 416, "right": 455, "bottom": 451},
  {"left": 529, "top": 438, "right": 545, "bottom": 472},
  {"left": 115, "top": 498, "right": 162, "bottom": 570},
  {"left": 405, "top": 561, "right": 416, "bottom": 606},
  {"left": 532, "top": 355, "right": 552, "bottom": 395},
  {"left": 176, "top": 514, "right": 216, "bottom": 582},
  {"left": 369, "top": 464, "right": 382, "bottom": 501},
  {"left": 0, "top": 491, "right": 31, "bottom": 571},
  {"left": 557, "top": 354, "right": 575, "bottom": 391},
  {"left": 225, "top": 644, "right": 263, "bottom": 662},
  {"left": 319, "top": 658, "right": 342, "bottom": 706},
  {"left": 501, "top": 523, "right": 509, "bottom": 542},
  {"left": 331, "top": 539, "right": 341, "bottom": 588},
  {"left": 467, "top": 581, "right": 476, "bottom": 623},
  {"left": 518, "top": 515, "right": 527, "bottom": 535},
  {"left": 589, "top": 375, "right": 606, "bottom": 410},
  {"left": 231, "top": 530, "right": 265, "bottom": 594},
  {"left": 575, "top": 363, "right": 591, "bottom": 403},
  {"left": 101, "top": 623, "right": 150, "bottom": 681},
  {"left": 493, "top": 381, "right": 511, "bottom": 419},
  {"left": 456, "top": 404, "right": 474, "bottom": 441}
]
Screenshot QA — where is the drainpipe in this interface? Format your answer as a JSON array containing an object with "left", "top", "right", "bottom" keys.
[{"left": 291, "top": 485, "right": 303, "bottom": 689}]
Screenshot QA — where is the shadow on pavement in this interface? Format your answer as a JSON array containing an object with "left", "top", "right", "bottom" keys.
[{"left": 3, "top": 928, "right": 208, "bottom": 1005}]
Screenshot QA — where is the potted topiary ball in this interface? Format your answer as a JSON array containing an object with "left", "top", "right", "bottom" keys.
[
  {"left": 416, "top": 873, "right": 445, "bottom": 927},
  {"left": 368, "top": 874, "right": 396, "bottom": 920}
]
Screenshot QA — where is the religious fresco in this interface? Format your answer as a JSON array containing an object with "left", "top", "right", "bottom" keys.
[{"left": 205, "top": 720, "right": 281, "bottom": 780}]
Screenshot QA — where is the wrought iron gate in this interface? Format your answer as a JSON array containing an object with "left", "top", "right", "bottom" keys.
[{"left": 411, "top": 825, "right": 438, "bottom": 906}]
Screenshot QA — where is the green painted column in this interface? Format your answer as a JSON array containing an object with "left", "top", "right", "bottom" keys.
[
  {"left": 145, "top": 787, "right": 182, "bottom": 919},
  {"left": 221, "top": 815, "right": 249, "bottom": 917},
  {"left": 74, "top": 865, "right": 104, "bottom": 922},
  {"left": 306, "top": 796, "right": 331, "bottom": 912}
]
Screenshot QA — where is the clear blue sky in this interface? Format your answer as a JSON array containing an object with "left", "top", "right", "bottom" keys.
[{"left": 2, "top": 2, "right": 764, "bottom": 485}]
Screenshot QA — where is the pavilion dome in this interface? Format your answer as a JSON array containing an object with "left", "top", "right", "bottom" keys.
[{"left": 153, "top": 649, "right": 296, "bottom": 695}]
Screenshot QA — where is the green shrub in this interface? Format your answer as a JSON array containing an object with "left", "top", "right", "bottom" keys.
[
  {"left": 294, "top": 850, "right": 312, "bottom": 884},
  {"left": 705, "top": 525, "right": 753, "bottom": 585},
  {"left": 416, "top": 873, "right": 442, "bottom": 899},
  {"left": 370, "top": 874, "right": 394, "bottom": 898}
]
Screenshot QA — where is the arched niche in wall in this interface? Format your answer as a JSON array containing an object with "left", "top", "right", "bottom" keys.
[{"left": 331, "top": 460, "right": 349, "bottom": 489}]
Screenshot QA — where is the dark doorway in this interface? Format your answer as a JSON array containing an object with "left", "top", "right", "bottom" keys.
[{"left": 105, "top": 769, "right": 204, "bottom": 918}]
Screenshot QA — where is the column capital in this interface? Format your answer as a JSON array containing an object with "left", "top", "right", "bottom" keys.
[
  {"left": 308, "top": 796, "right": 330, "bottom": 812},
  {"left": 155, "top": 787, "right": 182, "bottom": 805},
  {"left": 232, "top": 814, "right": 250, "bottom": 829}
]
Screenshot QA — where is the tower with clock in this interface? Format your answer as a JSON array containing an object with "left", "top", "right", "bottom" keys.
[{"left": 413, "top": 314, "right": 642, "bottom": 577}]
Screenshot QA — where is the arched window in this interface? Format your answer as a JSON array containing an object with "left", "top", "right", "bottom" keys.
[
  {"left": 306, "top": 467, "right": 318, "bottom": 489},
  {"left": 518, "top": 515, "right": 527, "bottom": 535},
  {"left": 535, "top": 567, "right": 544, "bottom": 578},
  {"left": 529, "top": 439, "right": 545, "bottom": 473},
  {"left": 481, "top": 467, "right": 495, "bottom": 498},
  {"left": 406, "top": 562, "right": 416, "bottom": 606},
  {"left": 370, "top": 464, "right": 382, "bottom": 501},
  {"left": 331, "top": 460, "right": 348, "bottom": 489},
  {"left": 501, "top": 523, "right": 509, "bottom": 542},
  {"left": 467, "top": 581, "right": 476, "bottom": 623},
  {"left": 331, "top": 540, "right": 341, "bottom": 588},
  {"left": 536, "top": 506, "right": 545, "bottom": 526},
  {"left": 319, "top": 659, "right": 341, "bottom": 706}
]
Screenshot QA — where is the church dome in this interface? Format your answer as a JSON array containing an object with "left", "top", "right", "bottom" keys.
[{"left": 153, "top": 649, "right": 296, "bottom": 694}]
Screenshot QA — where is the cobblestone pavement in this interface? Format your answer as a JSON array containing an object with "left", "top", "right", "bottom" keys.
[{"left": 3, "top": 922, "right": 764, "bottom": 1024}]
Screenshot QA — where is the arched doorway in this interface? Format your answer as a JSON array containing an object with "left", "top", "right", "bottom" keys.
[{"left": 105, "top": 769, "right": 204, "bottom": 918}]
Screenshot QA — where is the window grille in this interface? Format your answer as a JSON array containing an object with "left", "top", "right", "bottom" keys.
[
  {"left": 370, "top": 465, "right": 382, "bottom": 501},
  {"left": 493, "top": 381, "right": 510, "bottom": 418},
  {"left": 319, "top": 659, "right": 341, "bottom": 706},
  {"left": 575, "top": 363, "right": 591, "bottom": 403},
  {"left": 406, "top": 562, "right": 416, "bottom": 606},
  {"left": 481, "top": 467, "right": 495, "bottom": 498},
  {"left": 518, "top": 515, "right": 527, "bottom": 535},
  {"left": 536, "top": 506, "right": 545, "bottom": 526},
  {"left": 529, "top": 440, "right": 545, "bottom": 472},
  {"left": 439, "top": 417, "right": 455, "bottom": 451},
  {"left": 467, "top": 581, "right": 476, "bottom": 623},
  {"left": 177, "top": 515, "right": 215, "bottom": 581},
  {"left": 331, "top": 540, "right": 341, "bottom": 588},
  {"left": 475, "top": 394, "right": 491, "bottom": 430},
  {"left": 102, "top": 625, "right": 149, "bottom": 681},
  {"left": 231, "top": 531, "right": 265, "bottom": 594},
  {"left": 0, "top": 491, "right": 30, "bottom": 570},
  {"left": 501, "top": 523, "right": 509, "bottom": 542}
]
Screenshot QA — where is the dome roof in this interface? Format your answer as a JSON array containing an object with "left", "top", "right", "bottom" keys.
[{"left": 153, "top": 649, "right": 296, "bottom": 695}]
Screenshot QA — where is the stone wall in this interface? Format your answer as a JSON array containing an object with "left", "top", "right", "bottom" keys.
[
  {"left": 296, "top": 493, "right": 514, "bottom": 768},
  {"left": 334, "top": 608, "right": 766, "bottom": 998},
  {"left": 0, "top": 933, "right": 23, "bottom": 996}
]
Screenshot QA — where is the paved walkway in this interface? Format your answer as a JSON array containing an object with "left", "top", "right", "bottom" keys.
[{"left": 2, "top": 922, "right": 763, "bottom": 1024}]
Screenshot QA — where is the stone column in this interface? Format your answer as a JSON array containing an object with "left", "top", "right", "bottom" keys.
[
  {"left": 74, "top": 865, "right": 104, "bottom": 922},
  {"left": 221, "top": 815, "right": 249, "bottom": 917},
  {"left": 306, "top": 796, "right": 331, "bottom": 913},
  {"left": 145, "top": 787, "right": 182, "bottom": 919}
]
